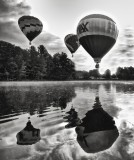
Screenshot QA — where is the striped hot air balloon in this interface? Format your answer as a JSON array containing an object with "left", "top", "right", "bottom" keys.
[
  {"left": 77, "top": 14, "right": 118, "bottom": 68},
  {"left": 64, "top": 34, "right": 80, "bottom": 57},
  {"left": 18, "top": 16, "right": 43, "bottom": 45},
  {"left": 16, "top": 120, "right": 41, "bottom": 145}
]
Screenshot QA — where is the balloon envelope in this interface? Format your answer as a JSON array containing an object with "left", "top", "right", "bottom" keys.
[
  {"left": 75, "top": 96, "right": 119, "bottom": 153},
  {"left": 77, "top": 14, "right": 118, "bottom": 66},
  {"left": 16, "top": 121, "right": 41, "bottom": 145},
  {"left": 76, "top": 127, "right": 119, "bottom": 153},
  {"left": 18, "top": 15, "right": 43, "bottom": 43},
  {"left": 64, "top": 34, "right": 80, "bottom": 56}
]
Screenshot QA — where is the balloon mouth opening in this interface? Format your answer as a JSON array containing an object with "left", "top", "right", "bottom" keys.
[{"left": 94, "top": 58, "right": 101, "bottom": 63}]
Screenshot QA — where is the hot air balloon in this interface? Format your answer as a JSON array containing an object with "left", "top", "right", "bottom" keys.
[
  {"left": 18, "top": 15, "right": 43, "bottom": 45},
  {"left": 16, "top": 120, "right": 41, "bottom": 145},
  {"left": 64, "top": 34, "right": 80, "bottom": 57},
  {"left": 75, "top": 96, "right": 119, "bottom": 153},
  {"left": 64, "top": 106, "right": 81, "bottom": 128},
  {"left": 77, "top": 14, "right": 118, "bottom": 68}
]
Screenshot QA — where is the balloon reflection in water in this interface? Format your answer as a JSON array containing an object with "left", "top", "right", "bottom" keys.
[
  {"left": 75, "top": 96, "right": 119, "bottom": 153},
  {"left": 16, "top": 120, "right": 41, "bottom": 145},
  {"left": 64, "top": 106, "right": 81, "bottom": 128}
]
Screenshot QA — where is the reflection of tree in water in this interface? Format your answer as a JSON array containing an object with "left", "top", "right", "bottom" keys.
[
  {"left": 0, "top": 89, "right": 20, "bottom": 123},
  {"left": 0, "top": 88, "right": 20, "bottom": 115},
  {"left": 115, "top": 83, "right": 134, "bottom": 94},
  {"left": 86, "top": 82, "right": 120, "bottom": 118},
  {"left": 80, "top": 83, "right": 101, "bottom": 92},
  {"left": 84, "top": 82, "right": 112, "bottom": 96},
  {"left": 103, "top": 83, "right": 112, "bottom": 92},
  {"left": 52, "top": 87, "right": 75, "bottom": 110},
  {"left": 0, "top": 85, "right": 76, "bottom": 116},
  {"left": 0, "top": 89, "right": 11, "bottom": 115},
  {"left": 75, "top": 96, "right": 119, "bottom": 153}
]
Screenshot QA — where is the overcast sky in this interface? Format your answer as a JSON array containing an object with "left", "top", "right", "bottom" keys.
[{"left": 1, "top": 0, "right": 134, "bottom": 73}]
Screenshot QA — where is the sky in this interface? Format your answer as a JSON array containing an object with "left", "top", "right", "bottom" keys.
[{"left": 1, "top": 0, "right": 134, "bottom": 73}]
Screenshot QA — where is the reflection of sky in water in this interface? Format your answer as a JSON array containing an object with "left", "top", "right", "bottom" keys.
[{"left": 0, "top": 81, "right": 134, "bottom": 160}]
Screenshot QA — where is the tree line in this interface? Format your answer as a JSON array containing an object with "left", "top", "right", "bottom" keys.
[
  {"left": 0, "top": 41, "right": 75, "bottom": 81},
  {"left": 0, "top": 40, "right": 134, "bottom": 81},
  {"left": 80, "top": 67, "right": 134, "bottom": 80}
]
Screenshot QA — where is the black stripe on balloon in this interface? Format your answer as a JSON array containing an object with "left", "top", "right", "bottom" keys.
[
  {"left": 21, "top": 24, "right": 43, "bottom": 31},
  {"left": 66, "top": 37, "right": 78, "bottom": 53},
  {"left": 25, "top": 30, "right": 42, "bottom": 41},
  {"left": 66, "top": 38, "right": 78, "bottom": 46}
]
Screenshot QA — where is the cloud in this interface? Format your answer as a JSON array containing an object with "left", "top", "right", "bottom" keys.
[
  {"left": 98, "top": 27, "right": 134, "bottom": 74},
  {"left": 0, "top": 0, "right": 68, "bottom": 52},
  {"left": 0, "top": 0, "right": 30, "bottom": 20},
  {"left": 33, "top": 31, "right": 67, "bottom": 55},
  {"left": 72, "top": 48, "right": 94, "bottom": 71},
  {"left": 0, "top": 0, "right": 31, "bottom": 45}
]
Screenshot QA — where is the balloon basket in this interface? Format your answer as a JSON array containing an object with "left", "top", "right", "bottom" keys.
[{"left": 95, "top": 63, "right": 99, "bottom": 69}]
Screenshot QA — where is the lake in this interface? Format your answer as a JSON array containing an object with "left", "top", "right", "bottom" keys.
[{"left": 0, "top": 81, "right": 134, "bottom": 160}]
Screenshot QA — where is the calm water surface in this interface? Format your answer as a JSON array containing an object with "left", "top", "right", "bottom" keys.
[{"left": 0, "top": 81, "right": 134, "bottom": 160}]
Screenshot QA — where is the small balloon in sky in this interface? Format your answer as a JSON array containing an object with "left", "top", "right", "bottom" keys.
[
  {"left": 64, "top": 34, "right": 80, "bottom": 57},
  {"left": 18, "top": 15, "right": 43, "bottom": 45},
  {"left": 77, "top": 14, "right": 119, "bottom": 69}
]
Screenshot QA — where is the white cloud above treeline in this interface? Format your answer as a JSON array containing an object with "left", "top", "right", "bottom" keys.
[{"left": 0, "top": 0, "right": 31, "bottom": 45}]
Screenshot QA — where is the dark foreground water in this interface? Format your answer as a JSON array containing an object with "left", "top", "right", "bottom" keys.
[{"left": 0, "top": 81, "right": 134, "bottom": 160}]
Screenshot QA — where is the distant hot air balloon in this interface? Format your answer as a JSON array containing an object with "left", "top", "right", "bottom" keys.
[
  {"left": 64, "top": 34, "right": 80, "bottom": 57},
  {"left": 18, "top": 15, "right": 43, "bottom": 45},
  {"left": 77, "top": 14, "right": 118, "bottom": 68}
]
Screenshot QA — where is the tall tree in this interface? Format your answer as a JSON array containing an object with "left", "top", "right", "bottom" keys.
[
  {"left": 89, "top": 69, "right": 100, "bottom": 79},
  {"left": 25, "top": 46, "right": 41, "bottom": 80},
  {"left": 38, "top": 45, "right": 54, "bottom": 79},
  {"left": 51, "top": 52, "right": 75, "bottom": 80},
  {"left": 104, "top": 69, "right": 111, "bottom": 79}
]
